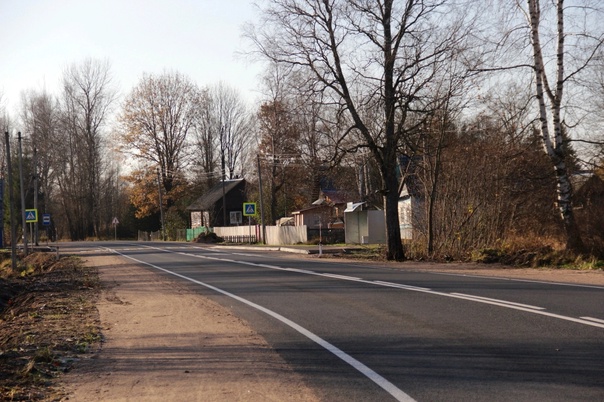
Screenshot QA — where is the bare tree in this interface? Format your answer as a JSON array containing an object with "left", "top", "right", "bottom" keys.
[
  {"left": 20, "top": 90, "right": 61, "bottom": 219},
  {"left": 191, "top": 88, "right": 220, "bottom": 189},
  {"left": 56, "top": 58, "right": 116, "bottom": 240},
  {"left": 521, "top": 0, "right": 604, "bottom": 251},
  {"left": 257, "top": 99, "right": 302, "bottom": 223},
  {"left": 205, "top": 82, "right": 253, "bottom": 181},
  {"left": 248, "top": 0, "right": 475, "bottom": 260}
]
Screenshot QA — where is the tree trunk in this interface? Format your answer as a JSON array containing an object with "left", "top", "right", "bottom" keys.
[{"left": 383, "top": 167, "right": 404, "bottom": 261}]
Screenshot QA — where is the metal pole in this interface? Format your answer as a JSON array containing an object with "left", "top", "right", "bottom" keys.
[
  {"left": 156, "top": 168, "right": 165, "bottom": 241},
  {"left": 221, "top": 154, "right": 227, "bottom": 226},
  {"left": 5, "top": 132, "right": 17, "bottom": 270},
  {"left": 33, "top": 148, "right": 39, "bottom": 245},
  {"left": 17, "top": 132, "right": 28, "bottom": 255},
  {"left": 0, "top": 179, "right": 3, "bottom": 248},
  {"left": 256, "top": 154, "right": 266, "bottom": 244}
]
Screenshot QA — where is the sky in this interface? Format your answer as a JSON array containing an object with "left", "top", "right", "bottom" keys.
[{"left": 0, "top": 0, "right": 264, "bottom": 116}]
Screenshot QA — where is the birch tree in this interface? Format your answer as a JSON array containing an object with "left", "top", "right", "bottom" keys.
[
  {"left": 249, "top": 0, "right": 475, "bottom": 260},
  {"left": 521, "top": 0, "right": 604, "bottom": 251}
]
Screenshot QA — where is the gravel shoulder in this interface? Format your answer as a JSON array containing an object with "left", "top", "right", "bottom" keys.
[{"left": 61, "top": 253, "right": 319, "bottom": 402}]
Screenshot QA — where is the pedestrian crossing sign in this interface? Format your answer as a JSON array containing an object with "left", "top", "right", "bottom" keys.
[
  {"left": 243, "top": 202, "right": 257, "bottom": 216},
  {"left": 25, "top": 209, "right": 38, "bottom": 223}
]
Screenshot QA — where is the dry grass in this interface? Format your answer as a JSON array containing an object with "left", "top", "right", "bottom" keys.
[{"left": 0, "top": 252, "right": 101, "bottom": 401}]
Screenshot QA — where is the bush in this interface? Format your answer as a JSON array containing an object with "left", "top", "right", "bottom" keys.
[{"left": 194, "top": 232, "right": 224, "bottom": 243}]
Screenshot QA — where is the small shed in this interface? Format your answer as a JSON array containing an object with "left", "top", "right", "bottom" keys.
[
  {"left": 186, "top": 179, "right": 247, "bottom": 227},
  {"left": 344, "top": 202, "right": 386, "bottom": 244}
]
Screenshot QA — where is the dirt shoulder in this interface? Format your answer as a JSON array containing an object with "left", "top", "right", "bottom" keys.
[{"left": 60, "top": 253, "right": 319, "bottom": 402}]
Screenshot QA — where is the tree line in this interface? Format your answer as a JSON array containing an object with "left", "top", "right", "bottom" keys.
[{"left": 1, "top": 0, "right": 604, "bottom": 262}]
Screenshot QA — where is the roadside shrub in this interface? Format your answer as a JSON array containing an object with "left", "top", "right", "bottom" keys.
[{"left": 194, "top": 232, "right": 224, "bottom": 243}]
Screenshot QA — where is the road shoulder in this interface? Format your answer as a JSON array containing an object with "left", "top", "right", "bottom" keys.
[{"left": 61, "top": 253, "right": 319, "bottom": 402}]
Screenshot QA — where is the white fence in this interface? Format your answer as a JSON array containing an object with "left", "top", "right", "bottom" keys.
[{"left": 214, "top": 225, "right": 307, "bottom": 245}]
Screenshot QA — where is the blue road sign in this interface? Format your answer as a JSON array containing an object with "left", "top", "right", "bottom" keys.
[
  {"left": 25, "top": 209, "right": 38, "bottom": 223},
  {"left": 42, "top": 214, "right": 51, "bottom": 226},
  {"left": 243, "top": 202, "right": 257, "bottom": 216}
]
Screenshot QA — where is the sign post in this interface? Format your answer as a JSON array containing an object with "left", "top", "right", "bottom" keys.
[
  {"left": 242, "top": 203, "right": 257, "bottom": 244},
  {"left": 42, "top": 214, "right": 51, "bottom": 244},
  {"left": 112, "top": 217, "right": 119, "bottom": 240},
  {"left": 25, "top": 209, "right": 38, "bottom": 248}
]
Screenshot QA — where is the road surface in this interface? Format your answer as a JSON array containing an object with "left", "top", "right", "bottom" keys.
[{"left": 61, "top": 241, "right": 604, "bottom": 401}]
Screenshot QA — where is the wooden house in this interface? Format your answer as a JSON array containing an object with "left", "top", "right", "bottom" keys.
[{"left": 186, "top": 179, "right": 247, "bottom": 228}]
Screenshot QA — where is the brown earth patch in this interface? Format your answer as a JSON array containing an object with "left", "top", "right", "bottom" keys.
[{"left": 0, "top": 253, "right": 101, "bottom": 401}]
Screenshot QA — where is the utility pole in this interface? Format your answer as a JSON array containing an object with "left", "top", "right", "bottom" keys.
[
  {"left": 221, "top": 153, "right": 227, "bottom": 226},
  {"left": 17, "top": 132, "right": 28, "bottom": 255},
  {"left": 156, "top": 168, "right": 165, "bottom": 241},
  {"left": 5, "top": 132, "right": 17, "bottom": 271},
  {"left": 33, "top": 148, "right": 39, "bottom": 246},
  {"left": 257, "top": 154, "right": 266, "bottom": 244}
]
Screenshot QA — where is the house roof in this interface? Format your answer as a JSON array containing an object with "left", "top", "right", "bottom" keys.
[
  {"left": 292, "top": 204, "right": 332, "bottom": 215},
  {"left": 186, "top": 179, "right": 245, "bottom": 211},
  {"left": 399, "top": 174, "right": 423, "bottom": 199},
  {"left": 312, "top": 189, "right": 353, "bottom": 206},
  {"left": 344, "top": 202, "right": 365, "bottom": 212}
]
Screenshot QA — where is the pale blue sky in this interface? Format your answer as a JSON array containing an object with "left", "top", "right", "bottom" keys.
[{"left": 0, "top": 0, "right": 262, "bottom": 114}]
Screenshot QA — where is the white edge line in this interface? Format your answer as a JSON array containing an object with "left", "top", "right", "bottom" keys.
[
  {"left": 580, "top": 316, "right": 604, "bottom": 324},
  {"left": 102, "top": 247, "right": 416, "bottom": 402}
]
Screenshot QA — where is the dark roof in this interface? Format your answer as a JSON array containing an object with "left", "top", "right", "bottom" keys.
[
  {"left": 186, "top": 179, "right": 245, "bottom": 211},
  {"left": 399, "top": 174, "right": 423, "bottom": 199},
  {"left": 292, "top": 204, "right": 332, "bottom": 214}
]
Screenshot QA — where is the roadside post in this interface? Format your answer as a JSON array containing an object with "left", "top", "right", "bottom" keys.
[
  {"left": 319, "top": 221, "right": 323, "bottom": 256},
  {"left": 42, "top": 214, "right": 51, "bottom": 245},
  {"left": 25, "top": 209, "right": 38, "bottom": 249},
  {"left": 112, "top": 217, "right": 119, "bottom": 240},
  {"left": 243, "top": 202, "right": 257, "bottom": 244}
]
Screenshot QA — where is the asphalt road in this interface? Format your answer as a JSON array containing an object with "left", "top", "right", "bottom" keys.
[{"left": 62, "top": 241, "right": 604, "bottom": 401}]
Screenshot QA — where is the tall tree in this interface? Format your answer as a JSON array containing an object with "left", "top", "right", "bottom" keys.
[
  {"left": 522, "top": 0, "right": 603, "bottom": 251},
  {"left": 20, "top": 90, "right": 60, "bottom": 220},
  {"left": 191, "top": 88, "right": 220, "bottom": 189},
  {"left": 57, "top": 58, "right": 115, "bottom": 240},
  {"left": 213, "top": 83, "right": 253, "bottom": 181},
  {"left": 249, "top": 0, "right": 474, "bottom": 260},
  {"left": 118, "top": 71, "right": 198, "bottom": 215},
  {"left": 257, "top": 100, "right": 302, "bottom": 223}
]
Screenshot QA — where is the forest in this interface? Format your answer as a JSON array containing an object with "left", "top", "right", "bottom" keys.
[{"left": 1, "top": 1, "right": 603, "bottom": 263}]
